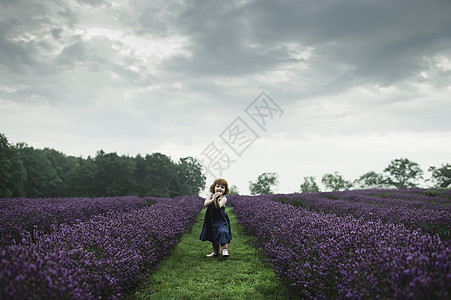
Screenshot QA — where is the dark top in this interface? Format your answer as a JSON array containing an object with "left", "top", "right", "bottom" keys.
[{"left": 199, "top": 199, "right": 232, "bottom": 244}]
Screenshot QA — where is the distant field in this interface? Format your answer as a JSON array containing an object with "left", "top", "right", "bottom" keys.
[{"left": 257, "top": 188, "right": 451, "bottom": 239}]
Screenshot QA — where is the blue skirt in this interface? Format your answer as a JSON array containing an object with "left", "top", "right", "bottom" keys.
[{"left": 199, "top": 203, "right": 232, "bottom": 244}]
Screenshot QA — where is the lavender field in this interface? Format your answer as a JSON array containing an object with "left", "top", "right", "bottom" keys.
[
  {"left": 0, "top": 196, "right": 162, "bottom": 247},
  {"left": 229, "top": 189, "right": 450, "bottom": 299},
  {"left": 263, "top": 188, "right": 451, "bottom": 239},
  {"left": 1, "top": 189, "right": 449, "bottom": 299},
  {"left": 0, "top": 195, "right": 203, "bottom": 299}
]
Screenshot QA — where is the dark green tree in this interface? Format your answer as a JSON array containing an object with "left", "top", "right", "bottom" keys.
[
  {"left": 428, "top": 163, "right": 451, "bottom": 188},
  {"left": 134, "top": 154, "right": 147, "bottom": 196},
  {"left": 383, "top": 158, "right": 423, "bottom": 188},
  {"left": 228, "top": 184, "right": 239, "bottom": 195},
  {"left": 169, "top": 157, "right": 206, "bottom": 197},
  {"left": 93, "top": 151, "right": 136, "bottom": 196},
  {"left": 354, "top": 171, "right": 385, "bottom": 189},
  {"left": 1, "top": 133, "right": 208, "bottom": 198},
  {"left": 16, "top": 143, "right": 61, "bottom": 198},
  {"left": 249, "top": 172, "right": 279, "bottom": 195},
  {"left": 42, "top": 148, "right": 78, "bottom": 197},
  {"left": 0, "top": 133, "right": 26, "bottom": 197},
  {"left": 300, "top": 176, "right": 320, "bottom": 193},
  {"left": 143, "top": 153, "right": 177, "bottom": 197},
  {"left": 321, "top": 171, "right": 352, "bottom": 191},
  {"left": 65, "top": 156, "right": 98, "bottom": 197}
]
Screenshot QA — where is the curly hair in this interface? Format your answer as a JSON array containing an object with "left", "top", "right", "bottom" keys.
[{"left": 209, "top": 178, "right": 229, "bottom": 195}]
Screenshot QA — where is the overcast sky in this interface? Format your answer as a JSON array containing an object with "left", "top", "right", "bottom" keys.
[{"left": 1, "top": 0, "right": 450, "bottom": 195}]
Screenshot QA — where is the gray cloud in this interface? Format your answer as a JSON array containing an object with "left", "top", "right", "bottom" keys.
[
  {"left": 245, "top": 0, "right": 451, "bottom": 86},
  {"left": 157, "top": 0, "right": 451, "bottom": 93},
  {"left": 1, "top": 0, "right": 450, "bottom": 193},
  {"left": 160, "top": 1, "right": 303, "bottom": 76},
  {"left": 76, "top": 0, "right": 107, "bottom": 7}
]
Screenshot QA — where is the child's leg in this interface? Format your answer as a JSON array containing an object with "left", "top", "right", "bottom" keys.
[
  {"left": 220, "top": 243, "right": 229, "bottom": 256},
  {"left": 212, "top": 243, "right": 220, "bottom": 254}
]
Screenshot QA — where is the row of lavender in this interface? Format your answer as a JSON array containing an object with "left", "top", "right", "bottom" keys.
[
  {"left": 320, "top": 188, "right": 451, "bottom": 209},
  {"left": 0, "top": 195, "right": 204, "bottom": 299},
  {"left": 373, "top": 188, "right": 451, "bottom": 202},
  {"left": 267, "top": 189, "right": 451, "bottom": 239},
  {"left": 0, "top": 196, "right": 161, "bottom": 247},
  {"left": 229, "top": 195, "right": 449, "bottom": 299}
]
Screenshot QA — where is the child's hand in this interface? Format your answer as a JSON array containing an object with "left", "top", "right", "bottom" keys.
[{"left": 214, "top": 191, "right": 222, "bottom": 199}]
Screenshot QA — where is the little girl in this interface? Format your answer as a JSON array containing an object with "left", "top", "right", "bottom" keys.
[{"left": 199, "top": 178, "right": 232, "bottom": 257}]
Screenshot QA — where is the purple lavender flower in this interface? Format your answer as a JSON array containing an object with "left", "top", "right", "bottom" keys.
[{"left": 0, "top": 195, "right": 204, "bottom": 299}]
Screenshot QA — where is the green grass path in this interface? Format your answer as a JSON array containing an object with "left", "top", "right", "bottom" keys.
[{"left": 134, "top": 207, "right": 292, "bottom": 299}]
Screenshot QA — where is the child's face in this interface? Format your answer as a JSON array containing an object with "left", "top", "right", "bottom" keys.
[{"left": 215, "top": 183, "right": 226, "bottom": 195}]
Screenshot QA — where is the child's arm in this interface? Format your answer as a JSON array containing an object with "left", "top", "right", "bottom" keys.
[
  {"left": 204, "top": 194, "right": 216, "bottom": 207},
  {"left": 214, "top": 196, "right": 227, "bottom": 209}
]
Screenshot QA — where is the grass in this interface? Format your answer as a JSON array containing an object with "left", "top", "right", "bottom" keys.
[{"left": 133, "top": 206, "right": 293, "bottom": 299}]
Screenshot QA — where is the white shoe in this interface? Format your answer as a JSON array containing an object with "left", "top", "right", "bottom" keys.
[
  {"left": 206, "top": 252, "right": 218, "bottom": 257},
  {"left": 222, "top": 249, "right": 229, "bottom": 257}
]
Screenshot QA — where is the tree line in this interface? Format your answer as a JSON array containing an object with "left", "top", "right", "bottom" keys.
[
  {"left": 249, "top": 158, "right": 451, "bottom": 195},
  {"left": 0, "top": 133, "right": 206, "bottom": 198},
  {"left": 3, "top": 132, "right": 449, "bottom": 198}
]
